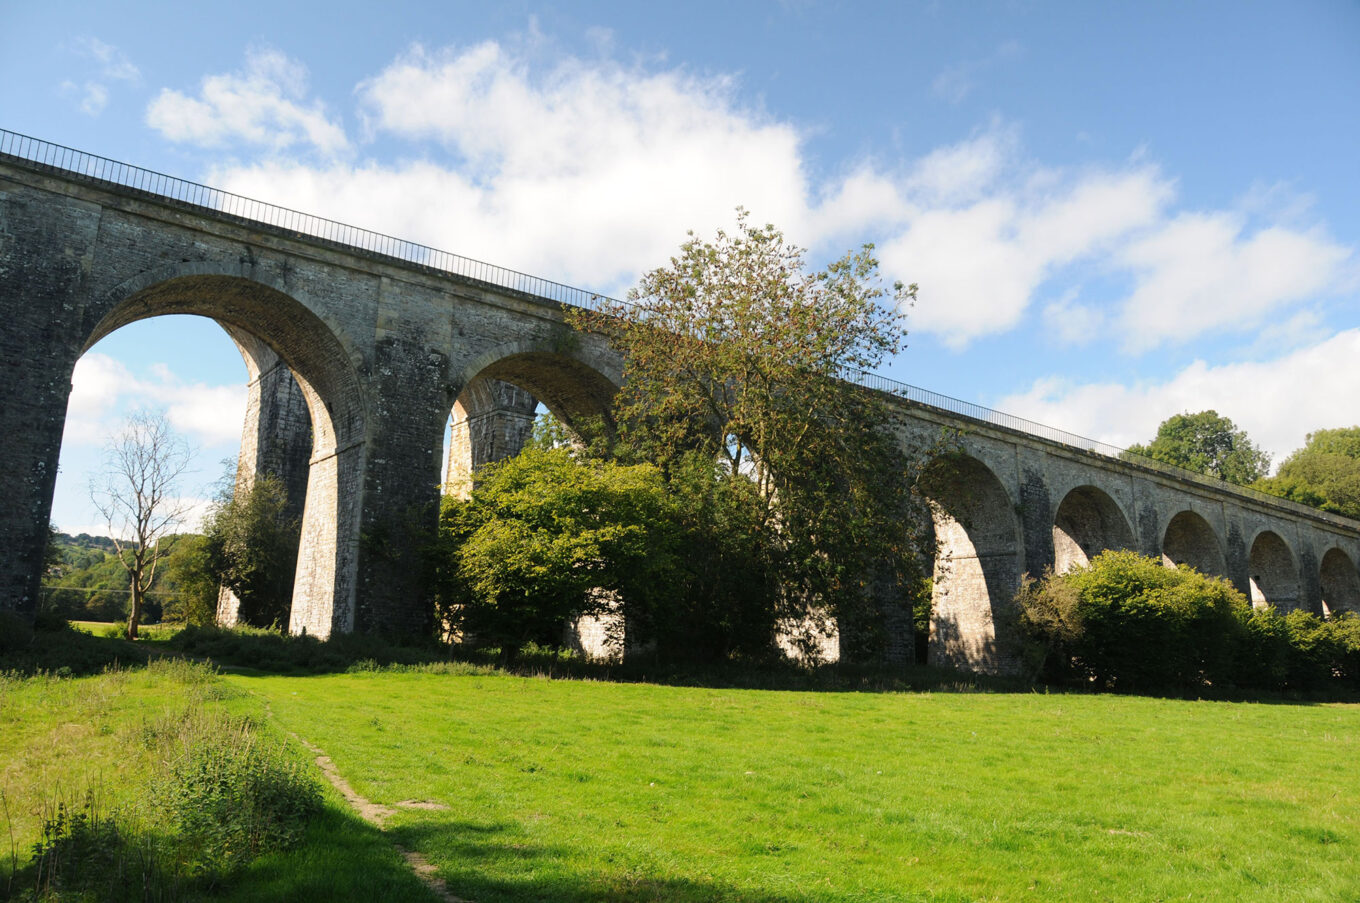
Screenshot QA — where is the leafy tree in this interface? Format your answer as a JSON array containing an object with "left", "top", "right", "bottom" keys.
[
  {"left": 568, "top": 210, "right": 927, "bottom": 658},
  {"left": 1253, "top": 426, "right": 1360, "bottom": 519},
  {"left": 88, "top": 411, "right": 194, "bottom": 639},
  {"left": 1124, "top": 410, "right": 1269, "bottom": 485},
  {"left": 435, "top": 447, "right": 679, "bottom": 655},
  {"left": 159, "top": 534, "right": 220, "bottom": 626},
  {"left": 203, "top": 473, "right": 298, "bottom": 628}
]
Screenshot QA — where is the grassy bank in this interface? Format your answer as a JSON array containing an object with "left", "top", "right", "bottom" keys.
[
  {"left": 241, "top": 668, "right": 1359, "bottom": 903},
  {"left": 0, "top": 662, "right": 440, "bottom": 901}
]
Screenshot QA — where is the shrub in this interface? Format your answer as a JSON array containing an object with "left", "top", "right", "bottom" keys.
[
  {"left": 146, "top": 707, "right": 321, "bottom": 874},
  {"left": 1017, "top": 550, "right": 1250, "bottom": 692}
]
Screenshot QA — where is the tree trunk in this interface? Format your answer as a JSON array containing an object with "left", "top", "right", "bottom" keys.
[{"left": 126, "top": 580, "right": 142, "bottom": 640}]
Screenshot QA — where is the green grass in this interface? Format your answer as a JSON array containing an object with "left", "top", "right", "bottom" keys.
[
  {"left": 3, "top": 636, "right": 1358, "bottom": 902},
  {"left": 232, "top": 669, "right": 1360, "bottom": 902},
  {"left": 0, "top": 663, "right": 441, "bottom": 901}
]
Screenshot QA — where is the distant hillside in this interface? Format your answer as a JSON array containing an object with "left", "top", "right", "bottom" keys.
[{"left": 44, "top": 531, "right": 204, "bottom": 623}]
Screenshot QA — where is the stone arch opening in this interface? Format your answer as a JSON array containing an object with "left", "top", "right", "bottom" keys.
[
  {"left": 74, "top": 272, "right": 367, "bottom": 637},
  {"left": 921, "top": 453, "right": 1023, "bottom": 674},
  {"left": 1320, "top": 548, "right": 1360, "bottom": 618},
  {"left": 1247, "top": 531, "right": 1300, "bottom": 611},
  {"left": 1161, "top": 510, "right": 1225, "bottom": 576},
  {"left": 1052, "top": 485, "right": 1135, "bottom": 573},
  {"left": 442, "top": 349, "right": 620, "bottom": 495}
]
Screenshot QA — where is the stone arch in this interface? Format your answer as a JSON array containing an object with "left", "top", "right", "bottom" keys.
[
  {"left": 81, "top": 267, "right": 368, "bottom": 637},
  {"left": 922, "top": 452, "right": 1023, "bottom": 674},
  {"left": 1052, "top": 485, "right": 1135, "bottom": 573},
  {"left": 1319, "top": 548, "right": 1360, "bottom": 617},
  {"left": 1247, "top": 530, "right": 1301, "bottom": 611},
  {"left": 1161, "top": 510, "right": 1226, "bottom": 576},
  {"left": 444, "top": 342, "right": 622, "bottom": 491}
]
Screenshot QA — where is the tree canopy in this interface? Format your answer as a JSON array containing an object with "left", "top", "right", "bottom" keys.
[
  {"left": 567, "top": 210, "right": 928, "bottom": 660},
  {"left": 203, "top": 473, "right": 299, "bottom": 628},
  {"left": 1253, "top": 426, "right": 1360, "bottom": 519},
  {"left": 434, "top": 446, "right": 679, "bottom": 655},
  {"left": 1124, "top": 410, "right": 1269, "bottom": 485}
]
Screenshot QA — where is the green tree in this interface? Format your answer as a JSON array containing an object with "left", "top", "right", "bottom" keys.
[
  {"left": 89, "top": 410, "right": 195, "bottom": 639},
  {"left": 435, "top": 447, "right": 679, "bottom": 655},
  {"left": 1253, "top": 426, "right": 1360, "bottom": 519},
  {"left": 203, "top": 473, "right": 298, "bottom": 628},
  {"left": 1124, "top": 410, "right": 1270, "bottom": 485},
  {"left": 568, "top": 210, "right": 927, "bottom": 659},
  {"left": 159, "top": 534, "right": 220, "bottom": 626}
]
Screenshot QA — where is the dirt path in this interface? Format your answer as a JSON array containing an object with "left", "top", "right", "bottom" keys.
[{"left": 264, "top": 702, "right": 468, "bottom": 903}]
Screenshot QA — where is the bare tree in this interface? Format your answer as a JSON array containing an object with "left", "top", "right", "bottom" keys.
[{"left": 89, "top": 410, "right": 194, "bottom": 639}]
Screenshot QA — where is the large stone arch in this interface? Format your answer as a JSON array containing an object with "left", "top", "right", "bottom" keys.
[
  {"left": 1052, "top": 484, "right": 1135, "bottom": 573},
  {"left": 1247, "top": 530, "right": 1301, "bottom": 611},
  {"left": 922, "top": 452, "right": 1023, "bottom": 674},
  {"left": 1161, "top": 510, "right": 1226, "bottom": 576},
  {"left": 1319, "top": 547, "right": 1360, "bottom": 617},
  {"left": 444, "top": 342, "right": 622, "bottom": 490},
  {"left": 81, "top": 267, "right": 368, "bottom": 637}
]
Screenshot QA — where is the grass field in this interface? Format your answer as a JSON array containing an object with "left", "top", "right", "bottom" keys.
[
  {"left": 3, "top": 657, "right": 1358, "bottom": 901},
  {"left": 240, "top": 669, "right": 1359, "bottom": 903}
]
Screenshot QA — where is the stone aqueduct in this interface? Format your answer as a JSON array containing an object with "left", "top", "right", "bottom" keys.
[{"left": 3, "top": 135, "right": 1359, "bottom": 672}]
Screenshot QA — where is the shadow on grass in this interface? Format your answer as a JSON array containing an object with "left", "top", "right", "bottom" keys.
[
  {"left": 6, "top": 620, "right": 1356, "bottom": 704},
  {"left": 387, "top": 819, "right": 814, "bottom": 903},
  {"left": 0, "top": 614, "right": 148, "bottom": 677},
  {"left": 208, "top": 801, "right": 443, "bottom": 903}
]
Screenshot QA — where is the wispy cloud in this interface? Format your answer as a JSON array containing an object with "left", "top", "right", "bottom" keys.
[
  {"left": 61, "top": 36, "right": 140, "bottom": 116},
  {"left": 931, "top": 40, "right": 1022, "bottom": 104},
  {"left": 67, "top": 353, "right": 247, "bottom": 448}
]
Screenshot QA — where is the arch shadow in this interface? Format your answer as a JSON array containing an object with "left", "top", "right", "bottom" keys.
[
  {"left": 1320, "top": 547, "right": 1360, "bottom": 618},
  {"left": 1248, "top": 530, "right": 1301, "bottom": 611},
  {"left": 1161, "top": 510, "right": 1226, "bottom": 577},
  {"left": 922, "top": 453, "right": 1023, "bottom": 674},
  {"left": 1052, "top": 485, "right": 1135, "bottom": 573}
]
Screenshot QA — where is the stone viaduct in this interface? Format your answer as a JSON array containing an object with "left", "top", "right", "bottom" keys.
[{"left": 3, "top": 132, "right": 1358, "bottom": 673}]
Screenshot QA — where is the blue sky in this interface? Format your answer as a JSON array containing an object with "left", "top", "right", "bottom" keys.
[{"left": 4, "top": 1, "right": 1358, "bottom": 534}]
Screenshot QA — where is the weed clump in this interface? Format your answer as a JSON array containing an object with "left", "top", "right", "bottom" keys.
[{"left": 146, "top": 707, "right": 321, "bottom": 874}]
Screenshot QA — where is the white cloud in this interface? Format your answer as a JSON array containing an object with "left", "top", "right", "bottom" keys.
[
  {"left": 996, "top": 329, "right": 1360, "bottom": 464},
  {"left": 146, "top": 48, "right": 348, "bottom": 155},
  {"left": 207, "top": 43, "right": 810, "bottom": 287},
  {"left": 67, "top": 353, "right": 247, "bottom": 449},
  {"left": 879, "top": 161, "right": 1173, "bottom": 348},
  {"left": 150, "top": 42, "right": 1355, "bottom": 354},
  {"left": 1114, "top": 213, "right": 1352, "bottom": 352}
]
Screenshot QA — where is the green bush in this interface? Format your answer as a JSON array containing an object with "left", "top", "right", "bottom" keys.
[
  {"left": 1017, "top": 550, "right": 1250, "bottom": 692},
  {"left": 146, "top": 707, "right": 321, "bottom": 874}
]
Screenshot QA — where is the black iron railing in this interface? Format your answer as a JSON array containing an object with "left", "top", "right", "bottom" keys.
[{"left": 2, "top": 127, "right": 1353, "bottom": 528}]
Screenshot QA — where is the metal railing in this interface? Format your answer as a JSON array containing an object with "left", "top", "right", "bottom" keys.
[{"left": 2, "top": 127, "right": 1354, "bottom": 529}]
